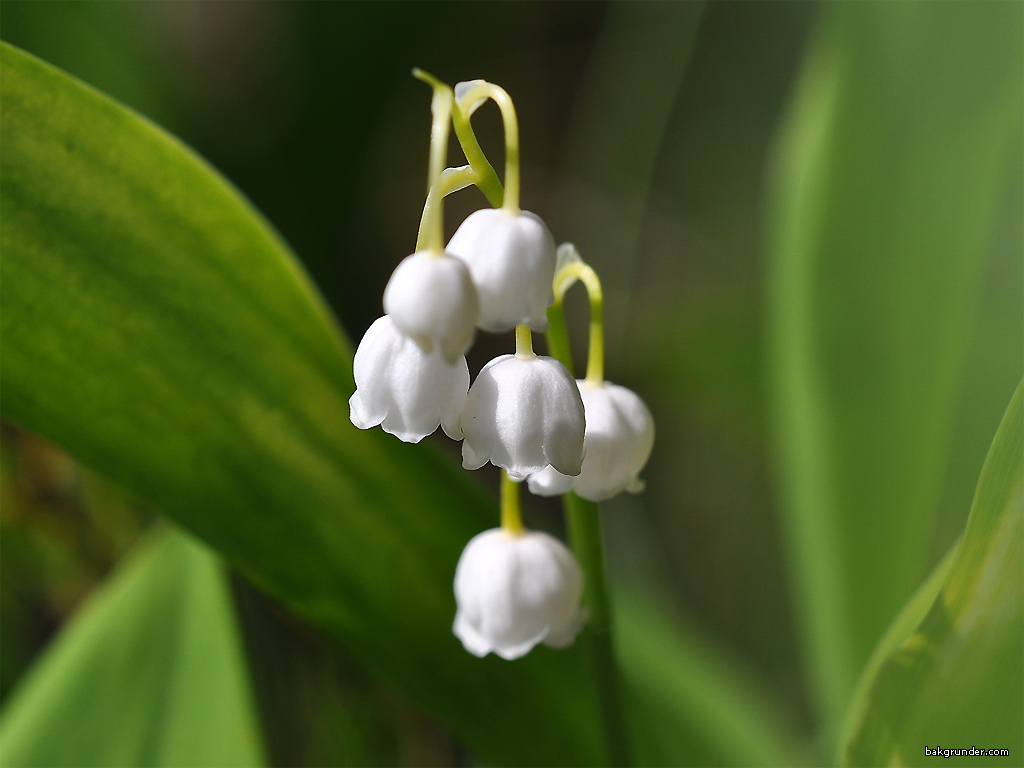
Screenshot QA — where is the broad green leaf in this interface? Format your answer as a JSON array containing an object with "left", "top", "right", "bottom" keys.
[
  {"left": 839, "top": 379, "right": 1023, "bottom": 766},
  {"left": 0, "top": 527, "right": 265, "bottom": 768},
  {"left": 765, "top": 1, "right": 1023, "bottom": 731},
  {"left": 0, "top": 42, "right": 606, "bottom": 765}
]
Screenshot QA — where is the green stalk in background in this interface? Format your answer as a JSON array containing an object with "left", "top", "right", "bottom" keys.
[{"left": 546, "top": 253, "right": 631, "bottom": 767}]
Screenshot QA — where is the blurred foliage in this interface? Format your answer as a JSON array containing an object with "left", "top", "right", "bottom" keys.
[
  {"left": 615, "top": 589, "right": 807, "bottom": 767},
  {"left": 0, "top": 527, "right": 266, "bottom": 768},
  {"left": 0, "top": 1, "right": 1021, "bottom": 766},
  {"left": 0, "top": 422, "right": 146, "bottom": 703},
  {"left": 765, "top": 0, "right": 1023, "bottom": 734},
  {"left": 0, "top": 422, "right": 457, "bottom": 767},
  {"left": 840, "top": 379, "right": 1023, "bottom": 766}
]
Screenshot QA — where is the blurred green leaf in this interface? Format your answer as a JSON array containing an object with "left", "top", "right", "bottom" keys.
[
  {"left": 617, "top": 589, "right": 809, "bottom": 767},
  {"left": 0, "top": 41, "right": 608, "bottom": 765},
  {"left": 0, "top": 527, "right": 265, "bottom": 768},
  {"left": 835, "top": 540, "right": 958, "bottom": 760},
  {"left": 839, "top": 378, "right": 1023, "bottom": 766},
  {"left": 765, "top": 1, "right": 1023, "bottom": 732}
]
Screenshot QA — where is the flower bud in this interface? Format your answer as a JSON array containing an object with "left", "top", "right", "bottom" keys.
[
  {"left": 461, "top": 353, "right": 585, "bottom": 480},
  {"left": 446, "top": 209, "right": 556, "bottom": 332},
  {"left": 453, "top": 528, "right": 586, "bottom": 659},
  {"left": 383, "top": 251, "right": 479, "bottom": 364},
  {"left": 528, "top": 381, "right": 654, "bottom": 501},
  {"left": 349, "top": 315, "right": 469, "bottom": 443}
]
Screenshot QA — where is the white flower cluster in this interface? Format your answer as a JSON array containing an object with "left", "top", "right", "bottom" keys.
[
  {"left": 349, "top": 75, "right": 654, "bottom": 660},
  {"left": 350, "top": 208, "right": 571, "bottom": 469}
]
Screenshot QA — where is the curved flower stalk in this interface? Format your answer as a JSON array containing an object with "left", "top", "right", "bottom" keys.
[
  {"left": 453, "top": 526, "right": 586, "bottom": 660},
  {"left": 528, "top": 380, "right": 655, "bottom": 501},
  {"left": 383, "top": 71, "right": 479, "bottom": 364},
  {"left": 444, "top": 78, "right": 558, "bottom": 333},
  {"left": 460, "top": 326, "right": 585, "bottom": 480},
  {"left": 531, "top": 245, "right": 655, "bottom": 501},
  {"left": 349, "top": 316, "right": 469, "bottom": 443}
]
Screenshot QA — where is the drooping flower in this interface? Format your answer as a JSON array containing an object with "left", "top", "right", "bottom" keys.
[
  {"left": 382, "top": 251, "right": 479, "bottom": 365},
  {"left": 528, "top": 381, "right": 655, "bottom": 501},
  {"left": 446, "top": 209, "right": 556, "bottom": 333},
  {"left": 453, "top": 528, "right": 586, "bottom": 659},
  {"left": 460, "top": 352, "right": 585, "bottom": 480},
  {"left": 349, "top": 315, "right": 469, "bottom": 443}
]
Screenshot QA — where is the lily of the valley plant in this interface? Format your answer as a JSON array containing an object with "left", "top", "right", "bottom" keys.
[{"left": 349, "top": 72, "right": 654, "bottom": 675}]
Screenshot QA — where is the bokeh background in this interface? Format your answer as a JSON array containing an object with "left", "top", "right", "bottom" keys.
[{"left": 2, "top": 2, "right": 1020, "bottom": 765}]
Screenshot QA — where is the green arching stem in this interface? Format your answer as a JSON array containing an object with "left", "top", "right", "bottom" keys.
[
  {"left": 454, "top": 81, "right": 521, "bottom": 215},
  {"left": 414, "top": 96, "right": 504, "bottom": 251},
  {"left": 544, "top": 288, "right": 631, "bottom": 767},
  {"left": 412, "top": 69, "right": 454, "bottom": 254},
  {"left": 515, "top": 323, "right": 534, "bottom": 357},
  {"left": 451, "top": 101, "right": 504, "bottom": 209},
  {"left": 412, "top": 76, "right": 505, "bottom": 252},
  {"left": 499, "top": 471, "right": 524, "bottom": 535},
  {"left": 411, "top": 76, "right": 520, "bottom": 254},
  {"left": 415, "top": 165, "right": 478, "bottom": 252},
  {"left": 553, "top": 260, "right": 605, "bottom": 385}
]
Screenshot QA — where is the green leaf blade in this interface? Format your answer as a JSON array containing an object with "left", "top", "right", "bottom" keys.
[
  {"left": 765, "top": 1, "right": 1023, "bottom": 731},
  {"left": 840, "top": 379, "right": 1023, "bottom": 766},
  {"left": 0, "top": 528, "right": 266, "bottom": 768}
]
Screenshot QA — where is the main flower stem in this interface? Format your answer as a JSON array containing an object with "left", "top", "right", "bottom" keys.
[
  {"left": 414, "top": 74, "right": 508, "bottom": 251},
  {"left": 564, "top": 491, "right": 629, "bottom": 766},
  {"left": 545, "top": 300, "right": 574, "bottom": 375},
  {"left": 500, "top": 470, "right": 524, "bottom": 535},
  {"left": 544, "top": 302, "right": 631, "bottom": 767},
  {"left": 412, "top": 70, "right": 454, "bottom": 254},
  {"left": 415, "top": 165, "right": 477, "bottom": 253}
]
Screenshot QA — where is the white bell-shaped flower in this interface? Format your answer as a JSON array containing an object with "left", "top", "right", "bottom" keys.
[
  {"left": 446, "top": 209, "right": 556, "bottom": 332},
  {"left": 461, "top": 353, "right": 585, "bottom": 480},
  {"left": 349, "top": 315, "right": 469, "bottom": 443},
  {"left": 453, "top": 528, "right": 586, "bottom": 659},
  {"left": 528, "top": 381, "right": 655, "bottom": 501},
  {"left": 383, "top": 251, "right": 479, "bottom": 364}
]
